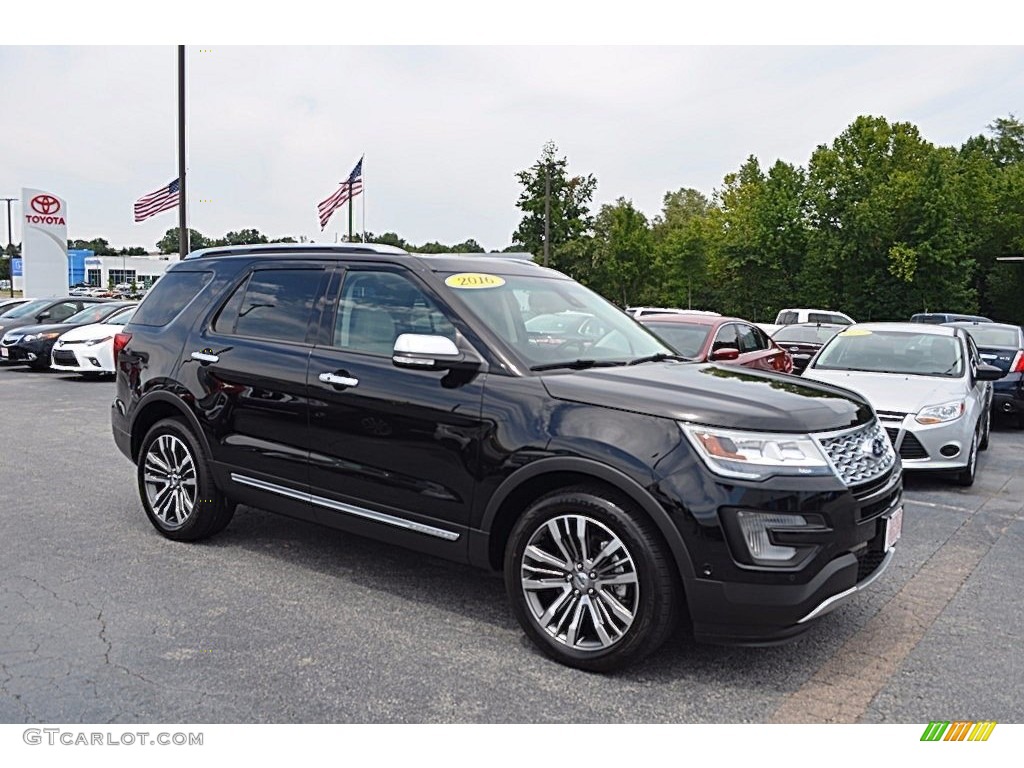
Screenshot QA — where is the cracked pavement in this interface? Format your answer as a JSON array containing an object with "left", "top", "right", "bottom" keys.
[{"left": 1, "top": 366, "right": 1022, "bottom": 722}]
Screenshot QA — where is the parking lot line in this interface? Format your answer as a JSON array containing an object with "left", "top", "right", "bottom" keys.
[
  {"left": 904, "top": 499, "right": 975, "bottom": 513},
  {"left": 769, "top": 505, "right": 1016, "bottom": 723}
]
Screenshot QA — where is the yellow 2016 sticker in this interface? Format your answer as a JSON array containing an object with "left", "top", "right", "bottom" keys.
[
  {"left": 839, "top": 329, "right": 872, "bottom": 336},
  {"left": 444, "top": 273, "right": 506, "bottom": 289}
]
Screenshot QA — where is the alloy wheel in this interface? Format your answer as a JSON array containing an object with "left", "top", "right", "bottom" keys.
[
  {"left": 143, "top": 434, "right": 198, "bottom": 529},
  {"left": 520, "top": 514, "right": 640, "bottom": 651}
]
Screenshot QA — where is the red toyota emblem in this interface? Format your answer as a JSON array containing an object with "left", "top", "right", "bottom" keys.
[{"left": 30, "top": 194, "right": 61, "bottom": 215}]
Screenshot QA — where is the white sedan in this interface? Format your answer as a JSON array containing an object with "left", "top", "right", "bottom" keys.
[{"left": 50, "top": 305, "right": 137, "bottom": 377}]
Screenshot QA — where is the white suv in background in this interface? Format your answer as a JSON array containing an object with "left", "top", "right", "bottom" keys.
[{"left": 775, "top": 308, "right": 855, "bottom": 326}]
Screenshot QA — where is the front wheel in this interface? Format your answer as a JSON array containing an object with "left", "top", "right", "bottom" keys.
[
  {"left": 504, "top": 486, "right": 680, "bottom": 672},
  {"left": 137, "top": 418, "right": 235, "bottom": 541},
  {"left": 953, "top": 432, "right": 978, "bottom": 487},
  {"left": 979, "top": 410, "right": 991, "bottom": 451}
]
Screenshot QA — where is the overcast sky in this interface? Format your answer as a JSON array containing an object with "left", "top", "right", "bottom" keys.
[{"left": 1, "top": 44, "right": 1022, "bottom": 252}]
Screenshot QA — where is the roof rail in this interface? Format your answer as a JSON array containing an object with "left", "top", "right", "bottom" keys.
[
  {"left": 184, "top": 243, "right": 410, "bottom": 259},
  {"left": 411, "top": 251, "right": 536, "bottom": 261}
]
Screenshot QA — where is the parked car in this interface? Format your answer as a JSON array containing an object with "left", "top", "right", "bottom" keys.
[
  {"left": 51, "top": 305, "right": 139, "bottom": 378},
  {"left": 625, "top": 306, "right": 720, "bottom": 319},
  {"left": 775, "top": 308, "right": 855, "bottom": 326},
  {"left": 112, "top": 244, "right": 901, "bottom": 671},
  {"left": 1, "top": 297, "right": 112, "bottom": 364},
  {"left": 0, "top": 298, "right": 32, "bottom": 315},
  {"left": 910, "top": 312, "right": 992, "bottom": 325},
  {"left": 802, "top": 323, "right": 1002, "bottom": 486},
  {"left": 945, "top": 321, "right": 1024, "bottom": 428},
  {"left": 1, "top": 300, "right": 133, "bottom": 369},
  {"left": 639, "top": 313, "right": 793, "bottom": 373},
  {"left": 771, "top": 323, "right": 846, "bottom": 374}
]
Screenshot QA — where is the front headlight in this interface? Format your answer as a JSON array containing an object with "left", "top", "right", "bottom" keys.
[
  {"left": 21, "top": 333, "right": 37, "bottom": 342},
  {"left": 85, "top": 335, "right": 113, "bottom": 347},
  {"left": 27, "top": 332, "right": 59, "bottom": 342},
  {"left": 915, "top": 400, "right": 964, "bottom": 425},
  {"left": 680, "top": 423, "right": 833, "bottom": 481}
]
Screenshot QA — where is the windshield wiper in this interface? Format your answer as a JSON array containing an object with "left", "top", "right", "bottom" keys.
[
  {"left": 626, "top": 352, "right": 691, "bottom": 365},
  {"left": 530, "top": 359, "right": 629, "bottom": 372}
]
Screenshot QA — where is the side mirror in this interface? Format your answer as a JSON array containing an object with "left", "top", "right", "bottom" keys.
[
  {"left": 710, "top": 347, "right": 740, "bottom": 362},
  {"left": 393, "top": 334, "right": 479, "bottom": 372},
  {"left": 37, "top": 311, "right": 51, "bottom": 320},
  {"left": 975, "top": 363, "right": 1004, "bottom": 382}
]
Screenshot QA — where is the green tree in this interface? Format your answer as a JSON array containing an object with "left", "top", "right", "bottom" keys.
[
  {"left": 651, "top": 188, "right": 714, "bottom": 309},
  {"left": 512, "top": 141, "right": 597, "bottom": 272},
  {"left": 119, "top": 246, "right": 149, "bottom": 256},
  {"left": 214, "top": 229, "right": 269, "bottom": 247},
  {"left": 157, "top": 228, "right": 210, "bottom": 254},
  {"left": 590, "top": 198, "right": 654, "bottom": 306}
]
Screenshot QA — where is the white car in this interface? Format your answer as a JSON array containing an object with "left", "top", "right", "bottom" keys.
[
  {"left": 802, "top": 323, "right": 1003, "bottom": 486},
  {"left": 775, "top": 308, "right": 855, "bottom": 326},
  {"left": 625, "top": 306, "right": 720, "bottom": 319},
  {"left": 50, "top": 304, "right": 137, "bottom": 377}
]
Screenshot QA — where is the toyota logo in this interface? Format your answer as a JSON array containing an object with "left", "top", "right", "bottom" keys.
[{"left": 30, "top": 195, "right": 61, "bottom": 215}]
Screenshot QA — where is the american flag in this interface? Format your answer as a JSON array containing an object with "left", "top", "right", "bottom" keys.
[
  {"left": 317, "top": 158, "right": 363, "bottom": 230},
  {"left": 134, "top": 179, "right": 180, "bottom": 222}
]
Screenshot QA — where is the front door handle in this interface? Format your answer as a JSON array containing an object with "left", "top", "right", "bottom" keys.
[
  {"left": 191, "top": 351, "right": 220, "bottom": 364},
  {"left": 319, "top": 372, "right": 359, "bottom": 388}
]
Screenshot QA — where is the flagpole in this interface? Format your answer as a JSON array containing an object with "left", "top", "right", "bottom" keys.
[
  {"left": 177, "top": 44, "right": 188, "bottom": 260},
  {"left": 361, "top": 155, "right": 366, "bottom": 243}
]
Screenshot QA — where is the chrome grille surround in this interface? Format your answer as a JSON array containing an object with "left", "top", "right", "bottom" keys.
[{"left": 814, "top": 420, "right": 896, "bottom": 487}]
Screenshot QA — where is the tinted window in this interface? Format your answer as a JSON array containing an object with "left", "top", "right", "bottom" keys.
[
  {"left": 777, "top": 311, "right": 798, "bottom": 324},
  {"left": 108, "top": 306, "right": 137, "bottom": 325},
  {"left": 333, "top": 270, "right": 455, "bottom": 356},
  {"left": 45, "top": 302, "right": 82, "bottom": 323},
  {"left": 1, "top": 299, "right": 51, "bottom": 318},
  {"left": 132, "top": 271, "right": 213, "bottom": 327},
  {"left": 712, "top": 324, "right": 739, "bottom": 352},
  {"left": 737, "top": 324, "right": 766, "bottom": 353},
  {"left": 212, "top": 276, "right": 250, "bottom": 334},
  {"left": 828, "top": 314, "right": 853, "bottom": 325},
  {"left": 643, "top": 322, "right": 710, "bottom": 358},
  {"left": 229, "top": 269, "right": 324, "bottom": 343},
  {"left": 67, "top": 303, "right": 120, "bottom": 324}
]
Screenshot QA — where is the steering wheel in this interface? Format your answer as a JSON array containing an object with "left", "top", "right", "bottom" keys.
[{"left": 553, "top": 338, "right": 593, "bottom": 357}]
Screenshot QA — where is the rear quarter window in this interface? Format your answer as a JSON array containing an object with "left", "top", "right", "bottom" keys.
[{"left": 130, "top": 271, "right": 213, "bottom": 327}]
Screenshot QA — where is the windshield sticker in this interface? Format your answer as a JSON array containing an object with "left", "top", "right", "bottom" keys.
[
  {"left": 839, "top": 329, "right": 872, "bottom": 336},
  {"left": 444, "top": 273, "right": 506, "bottom": 289}
]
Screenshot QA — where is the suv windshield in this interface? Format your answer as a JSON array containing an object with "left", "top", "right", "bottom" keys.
[
  {"left": 442, "top": 272, "right": 671, "bottom": 369},
  {"left": 815, "top": 330, "right": 965, "bottom": 377}
]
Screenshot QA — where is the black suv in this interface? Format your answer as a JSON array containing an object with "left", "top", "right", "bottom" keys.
[{"left": 112, "top": 244, "right": 903, "bottom": 670}]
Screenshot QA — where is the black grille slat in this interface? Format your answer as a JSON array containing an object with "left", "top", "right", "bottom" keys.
[
  {"left": 899, "top": 433, "right": 929, "bottom": 460},
  {"left": 855, "top": 548, "right": 888, "bottom": 582},
  {"left": 53, "top": 351, "right": 79, "bottom": 366}
]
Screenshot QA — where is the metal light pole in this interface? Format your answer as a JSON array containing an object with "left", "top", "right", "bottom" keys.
[
  {"left": 2, "top": 197, "right": 15, "bottom": 297},
  {"left": 543, "top": 162, "right": 551, "bottom": 267},
  {"left": 177, "top": 45, "right": 188, "bottom": 260}
]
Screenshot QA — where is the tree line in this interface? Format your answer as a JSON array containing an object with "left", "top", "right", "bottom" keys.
[{"left": 508, "top": 116, "right": 1024, "bottom": 324}]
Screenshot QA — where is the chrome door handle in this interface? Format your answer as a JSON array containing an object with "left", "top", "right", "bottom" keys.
[
  {"left": 191, "top": 351, "right": 220, "bottom": 364},
  {"left": 319, "top": 372, "right": 359, "bottom": 388}
]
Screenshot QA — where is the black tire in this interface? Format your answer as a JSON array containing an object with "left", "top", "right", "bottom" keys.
[
  {"left": 979, "top": 410, "right": 991, "bottom": 451},
  {"left": 503, "top": 485, "right": 681, "bottom": 672},
  {"left": 136, "top": 418, "right": 235, "bottom": 541},
  {"left": 953, "top": 432, "right": 978, "bottom": 487}
]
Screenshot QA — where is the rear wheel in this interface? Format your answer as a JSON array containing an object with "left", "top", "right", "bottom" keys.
[
  {"left": 504, "top": 486, "right": 680, "bottom": 672},
  {"left": 137, "top": 418, "right": 235, "bottom": 541}
]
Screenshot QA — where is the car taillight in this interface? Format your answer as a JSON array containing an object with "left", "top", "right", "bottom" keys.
[
  {"left": 113, "top": 332, "right": 132, "bottom": 368},
  {"left": 1012, "top": 350, "right": 1024, "bottom": 374}
]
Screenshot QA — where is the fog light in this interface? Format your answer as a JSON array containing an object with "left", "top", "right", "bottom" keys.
[
  {"left": 736, "top": 511, "right": 807, "bottom": 562},
  {"left": 940, "top": 444, "right": 960, "bottom": 458},
  {"left": 87, "top": 357, "right": 101, "bottom": 367}
]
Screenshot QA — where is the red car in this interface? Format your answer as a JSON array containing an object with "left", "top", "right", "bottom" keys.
[{"left": 638, "top": 313, "right": 793, "bottom": 373}]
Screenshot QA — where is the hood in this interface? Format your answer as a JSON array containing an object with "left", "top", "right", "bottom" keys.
[
  {"left": 9, "top": 321, "right": 87, "bottom": 337},
  {"left": 541, "top": 362, "right": 872, "bottom": 433},
  {"left": 57, "top": 321, "right": 127, "bottom": 342},
  {"left": 802, "top": 369, "right": 966, "bottom": 414}
]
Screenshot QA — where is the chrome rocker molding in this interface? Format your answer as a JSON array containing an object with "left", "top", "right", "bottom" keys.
[
  {"left": 229, "top": 473, "right": 461, "bottom": 542},
  {"left": 797, "top": 547, "right": 895, "bottom": 624}
]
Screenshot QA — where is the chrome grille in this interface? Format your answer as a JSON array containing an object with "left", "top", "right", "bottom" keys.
[{"left": 816, "top": 421, "right": 896, "bottom": 486}]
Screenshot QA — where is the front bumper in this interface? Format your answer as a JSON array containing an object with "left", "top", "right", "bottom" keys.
[
  {"left": 879, "top": 414, "right": 975, "bottom": 470},
  {"left": 51, "top": 342, "right": 109, "bottom": 373},
  {"left": 653, "top": 442, "right": 903, "bottom": 643},
  {"left": 1, "top": 339, "right": 56, "bottom": 365}
]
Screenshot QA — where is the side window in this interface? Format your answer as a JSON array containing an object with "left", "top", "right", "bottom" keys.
[
  {"left": 228, "top": 269, "right": 324, "bottom": 343},
  {"left": 778, "top": 311, "right": 797, "bottom": 324},
  {"left": 132, "top": 271, "right": 213, "bottom": 327},
  {"left": 47, "top": 302, "right": 80, "bottom": 322},
  {"left": 712, "top": 324, "right": 739, "bottom": 352},
  {"left": 808, "top": 312, "right": 831, "bottom": 324},
  {"left": 739, "top": 324, "right": 769, "bottom": 352},
  {"left": 829, "top": 314, "right": 852, "bottom": 325},
  {"left": 212, "top": 275, "right": 250, "bottom": 334},
  {"left": 332, "top": 270, "right": 456, "bottom": 356}
]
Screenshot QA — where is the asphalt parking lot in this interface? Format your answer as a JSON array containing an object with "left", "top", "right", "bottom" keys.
[{"left": 1, "top": 366, "right": 1022, "bottom": 724}]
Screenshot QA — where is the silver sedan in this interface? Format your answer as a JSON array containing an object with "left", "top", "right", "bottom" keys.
[{"left": 802, "top": 322, "right": 1003, "bottom": 486}]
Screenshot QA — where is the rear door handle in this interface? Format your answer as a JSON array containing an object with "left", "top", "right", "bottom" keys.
[
  {"left": 191, "top": 351, "right": 220, "bottom": 364},
  {"left": 319, "top": 372, "right": 359, "bottom": 388}
]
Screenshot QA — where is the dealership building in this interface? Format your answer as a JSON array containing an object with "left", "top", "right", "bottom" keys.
[{"left": 82, "top": 253, "right": 175, "bottom": 288}]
